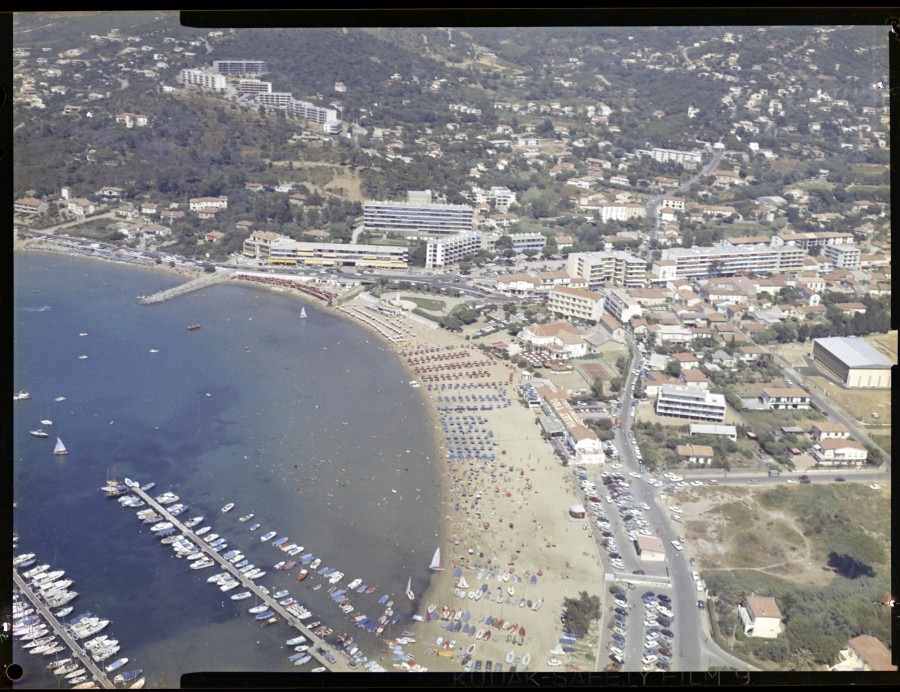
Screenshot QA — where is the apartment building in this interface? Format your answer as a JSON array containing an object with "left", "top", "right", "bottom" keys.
[
  {"left": 212, "top": 59, "right": 268, "bottom": 75},
  {"left": 179, "top": 68, "right": 226, "bottom": 90},
  {"left": 256, "top": 92, "right": 294, "bottom": 108},
  {"left": 654, "top": 242, "right": 805, "bottom": 279},
  {"left": 655, "top": 384, "right": 727, "bottom": 422},
  {"left": 237, "top": 79, "right": 273, "bottom": 95},
  {"left": 566, "top": 250, "right": 647, "bottom": 289},
  {"left": 365, "top": 198, "right": 475, "bottom": 238},
  {"left": 771, "top": 231, "right": 855, "bottom": 249},
  {"left": 425, "top": 231, "right": 492, "bottom": 270},
  {"left": 644, "top": 147, "right": 703, "bottom": 167},
  {"left": 598, "top": 203, "right": 646, "bottom": 222},
  {"left": 603, "top": 287, "right": 644, "bottom": 323},
  {"left": 822, "top": 243, "right": 861, "bottom": 269},
  {"left": 547, "top": 286, "right": 606, "bottom": 323}
]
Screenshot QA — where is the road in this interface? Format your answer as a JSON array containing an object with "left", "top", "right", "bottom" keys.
[
  {"left": 576, "top": 336, "right": 761, "bottom": 673},
  {"left": 646, "top": 146, "right": 726, "bottom": 246}
]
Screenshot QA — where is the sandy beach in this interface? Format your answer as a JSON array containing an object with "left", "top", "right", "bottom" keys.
[{"left": 329, "top": 294, "right": 606, "bottom": 672}]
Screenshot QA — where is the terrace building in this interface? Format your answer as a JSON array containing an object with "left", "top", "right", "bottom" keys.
[
  {"left": 759, "top": 387, "right": 811, "bottom": 410},
  {"left": 567, "top": 250, "right": 647, "bottom": 289},
  {"left": 547, "top": 287, "right": 606, "bottom": 323},
  {"left": 179, "top": 68, "right": 226, "bottom": 90},
  {"left": 365, "top": 196, "right": 475, "bottom": 239},
  {"left": 212, "top": 59, "right": 268, "bottom": 75},
  {"left": 654, "top": 242, "right": 805, "bottom": 280}
]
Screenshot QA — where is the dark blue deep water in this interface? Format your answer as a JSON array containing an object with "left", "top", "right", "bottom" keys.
[{"left": 12, "top": 252, "right": 442, "bottom": 686}]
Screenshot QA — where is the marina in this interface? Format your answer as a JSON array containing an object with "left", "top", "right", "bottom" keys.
[{"left": 120, "top": 482, "right": 359, "bottom": 673}]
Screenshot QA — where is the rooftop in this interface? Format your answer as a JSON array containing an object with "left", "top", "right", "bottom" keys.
[{"left": 814, "top": 337, "right": 894, "bottom": 368}]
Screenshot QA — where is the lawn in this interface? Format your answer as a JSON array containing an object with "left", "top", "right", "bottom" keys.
[{"left": 401, "top": 295, "right": 447, "bottom": 312}]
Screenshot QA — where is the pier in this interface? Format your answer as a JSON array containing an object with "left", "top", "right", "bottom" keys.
[
  {"left": 127, "top": 485, "right": 351, "bottom": 672},
  {"left": 137, "top": 270, "right": 232, "bottom": 305},
  {"left": 12, "top": 571, "right": 115, "bottom": 689}
]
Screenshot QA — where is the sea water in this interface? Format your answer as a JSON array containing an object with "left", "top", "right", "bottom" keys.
[{"left": 12, "top": 253, "right": 442, "bottom": 685}]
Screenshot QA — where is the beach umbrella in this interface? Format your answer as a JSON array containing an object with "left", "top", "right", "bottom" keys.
[
  {"left": 530, "top": 575, "right": 537, "bottom": 584},
  {"left": 481, "top": 584, "right": 488, "bottom": 592},
  {"left": 453, "top": 567, "right": 461, "bottom": 578}
]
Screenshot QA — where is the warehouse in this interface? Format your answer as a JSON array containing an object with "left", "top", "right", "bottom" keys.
[{"left": 811, "top": 337, "right": 893, "bottom": 389}]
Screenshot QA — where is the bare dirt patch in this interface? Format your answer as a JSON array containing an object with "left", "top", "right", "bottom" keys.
[{"left": 677, "top": 487, "right": 833, "bottom": 588}]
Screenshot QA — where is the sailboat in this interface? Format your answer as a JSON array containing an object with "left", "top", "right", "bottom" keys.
[
  {"left": 406, "top": 577, "right": 414, "bottom": 601},
  {"left": 53, "top": 438, "right": 68, "bottom": 455},
  {"left": 300, "top": 307, "right": 308, "bottom": 319},
  {"left": 429, "top": 547, "right": 445, "bottom": 571}
]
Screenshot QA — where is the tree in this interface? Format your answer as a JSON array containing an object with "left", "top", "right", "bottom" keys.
[{"left": 590, "top": 378, "right": 605, "bottom": 400}]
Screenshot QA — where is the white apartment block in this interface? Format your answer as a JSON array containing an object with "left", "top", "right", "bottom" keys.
[
  {"left": 425, "top": 231, "right": 492, "bottom": 270},
  {"left": 771, "top": 231, "right": 855, "bottom": 249},
  {"left": 465, "top": 185, "right": 517, "bottom": 212},
  {"left": 655, "top": 243, "right": 805, "bottom": 279},
  {"left": 213, "top": 59, "right": 268, "bottom": 75},
  {"left": 289, "top": 99, "right": 339, "bottom": 127},
  {"left": 599, "top": 203, "right": 646, "bottom": 222},
  {"left": 365, "top": 199, "right": 474, "bottom": 238},
  {"left": 822, "top": 243, "right": 861, "bottom": 269},
  {"left": 256, "top": 92, "right": 293, "bottom": 108},
  {"left": 179, "top": 68, "right": 226, "bottom": 90},
  {"left": 660, "top": 196, "right": 686, "bottom": 212},
  {"left": 645, "top": 147, "right": 703, "bottom": 167},
  {"left": 238, "top": 79, "right": 273, "bottom": 95},
  {"left": 604, "top": 287, "right": 643, "bottom": 323},
  {"left": 508, "top": 232, "right": 546, "bottom": 254},
  {"left": 567, "top": 251, "right": 647, "bottom": 289},
  {"left": 760, "top": 388, "right": 811, "bottom": 410},
  {"left": 656, "top": 384, "right": 727, "bottom": 422},
  {"left": 242, "top": 230, "right": 284, "bottom": 261},
  {"left": 547, "top": 287, "right": 606, "bottom": 323}
]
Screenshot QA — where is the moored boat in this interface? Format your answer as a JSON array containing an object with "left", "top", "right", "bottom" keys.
[
  {"left": 221, "top": 502, "right": 235, "bottom": 513},
  {"left": 30, "top": 429, "right": 49, "bottom": 438}
]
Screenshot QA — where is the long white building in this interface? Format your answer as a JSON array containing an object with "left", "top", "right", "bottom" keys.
[
  {"left": 653, "top": 242, "right": 805, "bottom": 280},
  {"left": 547, "top": 286, "right": 606, "bottom": 323},
  {"left": 213, "top": 59, "right": 268, "bottom": 75},
  {"left": 425, "top": 231, "right": 494, "bottom": 270},
  {"left": 365, "top": 198, "right": 474, "bottom": 238},
  {"left": 243, "top": 234, "right": 408, "bottom": 269},
  {"left": 655, "top": 384, "right": 727, "bottom": 422},
  {"left": 179, "top": 68, "right": 226, "bottom": 90}
]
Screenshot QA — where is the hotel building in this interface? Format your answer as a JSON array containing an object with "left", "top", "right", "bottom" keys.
[
  {"left": 567, "top": 250, "right": 647, "bottom": 289},
  {"left": 655, "top": 384, "right": 727, "bottom": 422},
  {"left": 822, "top": 243, "right": 861, "bottom": 269},
  {"left": 547, "top": 286, "right": 606, "bottom": 323},
  {"left": 365, "top": 197, "right": 475, "bottom": 239},
  {"left": 604, "top": 287, "right": 644, "bottom": 323}
]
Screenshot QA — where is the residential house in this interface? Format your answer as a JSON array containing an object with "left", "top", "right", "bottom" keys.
[
  {"left": 831, "top": 635, "right": 897, "bottom": 672},
  {"left": 709, "top": 349, "right": 737, "bottom": 368},
  {"left": 140, "top": 202, "right": 159, "bottom": 216},
  {"left": 680, "top": 369, "right": 710, "bottom": 389},
  {"left": 760, "top": 387, "right": 811, "bottom": 410},
  {"left": 737, "top": 344, "right": 765, "bottom": 363},
  {"left": 205, "top": 231, "right": 226, "bottom": 243},
  {"left": 98, "top": 186, "right": 124, "bottom": 198},
  {"left": 738, "top": 596, "right": 783, "bottom": 639},
  {"left": 676, "top": 444, "right": 714, "bottom": 465},
  {"left": 518, "top": 322, "right": 587, "bottom": 360},
  {"left": 811, "top": 438, "right": 868, "bottom": 466},
  {"left": 809, "top": 421, "right": 851, "bottom": 441},
  {"left": 14, "top": 197, "right": 48, "bottom": 216},
  {"left": 672, "top": 352, "right": 700, "bottom": 370},
  {"left": 67, "top": 198, "right": 96, "bottom": 216}
]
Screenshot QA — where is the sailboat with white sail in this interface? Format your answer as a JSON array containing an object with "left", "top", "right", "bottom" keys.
[
  {"left": 300, "top": 307, "right": 307, "bottom": 319},
  {"left": 429, "top": 547, "right": 445, "bottom": 571},
  {"left": 53, "top": 438, "right": 68, "bottom": 455}
]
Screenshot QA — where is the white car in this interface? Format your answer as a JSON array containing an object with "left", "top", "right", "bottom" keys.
[
  {"left": 670, "top": 506, "right": 683, "bottom": 514},
  {"left": 612, "top": 464, "right": 624, "bottom": 469},
  {"left": 609, "top": 645, "right": 624, "bottom": 656},
  {"left": 690, "top": 480, "right": 703, "bottom": 487},
  {"left": 786, "top": 479, "right": 798, "bottom": 484},
  {"left": 629, "top": 472, "right": 641, "bottom": 479},
  {"left": 547, "top": 657, "right": 562, "bottom": 667},
  {"left": 671, "top": 540, "right": 683, "bottom": 551},
  {"left": 869, "top": 484, "right": 882, "bottom": 490},
  {"left": 692, "top": 571, "right": 700, "bottom": 581}
]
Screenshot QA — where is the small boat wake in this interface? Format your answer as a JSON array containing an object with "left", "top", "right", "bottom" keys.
[{"left": 18, "top": 305, "right": 52, "bottom": 312}]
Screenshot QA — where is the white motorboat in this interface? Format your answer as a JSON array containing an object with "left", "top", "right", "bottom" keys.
[
  {"left": 406, "top": 577, "right": 414, "bottom": 601},
  {"left": 30, "top": 429, "right": 49, "bottom": 438},
  {"left": 221, "top": 502, "right": 235, "bottom": 513}
]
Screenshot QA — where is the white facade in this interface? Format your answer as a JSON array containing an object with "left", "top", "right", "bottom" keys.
[
  {"left": 365, "top": 200, "right": 474, "bottom": 238},
  {"left": 655, "top": 385, "right": 727, "bottom": 422},
  {"left": 604, "top": 287, "right": 643, "bottom": 323},
  {"left": 547, "top": 287, "right": 605, "bottom": 323},
  {"left": 567, "top": 251, "right": 647, "bottom": 289},
  {"left": 179, "top": 68, "right": 226, "bottom": 90}
]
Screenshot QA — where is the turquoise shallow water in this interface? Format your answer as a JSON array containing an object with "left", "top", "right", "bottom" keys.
[{"left": 12, "top": 253, "right": 442, "bottom": 685}]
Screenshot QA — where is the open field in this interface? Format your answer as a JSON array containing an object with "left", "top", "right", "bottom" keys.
[{"left": 676, "top": 482, "right": 891, "bottom": 589}]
